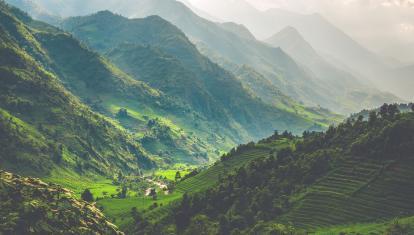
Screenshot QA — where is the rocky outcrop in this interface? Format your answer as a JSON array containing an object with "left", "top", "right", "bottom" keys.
[{"left": 0, "top": 171, "right": 124, "bottom": 234}]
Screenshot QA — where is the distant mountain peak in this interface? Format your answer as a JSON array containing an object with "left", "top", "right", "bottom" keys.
[
  {"left": 220, "top": 22, "right": 256, "bottom": 40},
  {"left": 277, "top": 26, "right": 302, "bottom": 38},
  {"left": 265, "top": 26, "right": 315, "bottom": 55}
]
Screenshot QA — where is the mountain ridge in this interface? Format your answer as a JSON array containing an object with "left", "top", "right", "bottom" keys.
[{"left": 61, "top": 10, "right": 325, "bottom": 138}]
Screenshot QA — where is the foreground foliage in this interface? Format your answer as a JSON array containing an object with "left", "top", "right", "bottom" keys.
[{"left": 0, "top": 171, "right": 123, "bottom": 234}]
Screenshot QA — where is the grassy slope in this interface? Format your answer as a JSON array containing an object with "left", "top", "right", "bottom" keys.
[
  {"left": 9, "top": 4, "right": 229, "bottom": 165},
  {"left": 275, "top": 112, "right": 414, "bottom": 233},
  {"left": 315, "top": 216, "right": 414, "bottom": 234},
  {"left": 177, "top": 138, "right": 295, "bottom": 193},
  {"left": 0, "top": 2, "right": 153, "bottom": 178},
  {"left": 281, "top": 157, "right": 414, "bottom": 230},
  {"left": 140, "top": 139, "right": 296, "bottom": 224},
  {"left": 62, "top": 11, "right": 327, "bottom": 139}
]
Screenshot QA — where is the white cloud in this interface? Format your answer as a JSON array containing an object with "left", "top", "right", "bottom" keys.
[{"left": 399, "top": 23, "right": 414, "bottom": 32}]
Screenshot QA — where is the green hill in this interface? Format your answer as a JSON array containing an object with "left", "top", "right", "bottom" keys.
[
  {"left": 0, "top": 1, "right": 155, "bottom": 178},
  {"left": 176, "top": 138, "right": 296, "bottom": 194},
  {"left": 149, "top": 105, "right": 414, "bottom": 234},
  {"left": 62, "top": 11, "right": 330, "bottom": 140},
  {"left": 265, "top": 26, "right": 401, "bottom": 114},
  {"left": 1, "top": 1, "right": 233, "bottom": 166}
]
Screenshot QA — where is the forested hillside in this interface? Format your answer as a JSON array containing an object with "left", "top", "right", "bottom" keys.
[
  {"left": 61, "top": 11, "right": 328, "bottom": 139},
  {"left": 0, "top": 2, "right": 235, "bottom": 167},
  {"left": 146, "top": 104, "right": 414, "bottom": 234},
  {"left": 0, "top": 2, "right": 154, "bottom": 177}
]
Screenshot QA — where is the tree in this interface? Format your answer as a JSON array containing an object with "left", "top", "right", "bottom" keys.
[
  {"left": 131, "top": 207, "right": 149, "bottom": 232},
  {"left": 117, "top": 108, "right": 128, "bottom": 118},
  {"left": 411, "top": 104, "right": 414, "bottom": 112},
  {"left": 387, "top": 104, "right": 400, "bottom": 119},
  {"left": 175, "top": 171, "right": 182, "bottom": 182},
  {"left": 368, "top": 111, "right": 378, "bottom": 126},
  {"left": 149, "top": 188, "right": 157, "bottom": 200},
  {"left": 119, "top": 186, "right": 128, "bottom": 199},
  {"left": 218, "top": 215, "right": 230, "bottom": 235},
  {"left": 379, "top": 103, "right": 389, "bottom": 119},
  {"left": 175, "top": 193, "right": 191, "bottom": 231},
  {"left": 53, "top": 144, "right": 63, "bottom": 164},
  {"left": 81, "top": 189, "right": 94, "bottom": 202}
]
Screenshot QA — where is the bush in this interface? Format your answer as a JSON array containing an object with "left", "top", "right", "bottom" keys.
[{"left": 81, "top": 189, "right": 94, "bottom": 202}]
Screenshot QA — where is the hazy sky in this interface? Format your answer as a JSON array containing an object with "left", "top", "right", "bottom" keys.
[{"left": 185, "top": 0, "right": 414, "bottom": 64}]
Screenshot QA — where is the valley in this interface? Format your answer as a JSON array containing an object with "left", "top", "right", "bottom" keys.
[{"left": 1, "top": 0, "right": 414, "bottom": 234}]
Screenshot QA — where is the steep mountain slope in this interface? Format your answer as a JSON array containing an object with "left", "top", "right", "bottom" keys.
[
  {"left": 61, "top": 11, "right": 321, "bottom": 138},
  {"left": 151, "top": 105, "right": 414, "bottom": 234},
  {"left": 219, "top": 22, "right": 256, "bottom": 41},
  {"left": 105, "top": 0, "right": 335, "bottom": 107},
  {"left": 0, "top": 2, "right": 156, "bottom": 177},
  {"left": 231, "top": 65, "right": 342, "bottom": 125},
  {"left": 6, "top": 2, "right": 235, "bottom": 165},
  {"left": 189, "top": 0, "right": 412, "bottom": 101},
  {"left": 265, "top": 27, "right": 401, "bottom": 113},
  {"left": 4, "top": 0, "right": 60, "bottom": 24},
  {"left": 0, "top": 171, "right": 123, "bottom": 234},
  {"left": 105, "top": 0, "right": 403, "bottom": 113},
  {"left": 4, "top": 0, "right": 353, "bottom": 112},
  {"left": 6, "top": 0, "right": 404, "bottom": 109}
]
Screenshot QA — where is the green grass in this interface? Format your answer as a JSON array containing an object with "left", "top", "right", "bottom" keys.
[
  {"left": 315, "top": 216, "right": 414, "bottom": 234},
  {"left": 44, "top": 168, "right": 119, "bottom": 198},
  {"left": 105, "top": 98, "right": 235, "bottom": 164},
  {"left": 176, "top": 138, "right": 295, "bottom": 193},
  {"left": 98, "top": 192, "right": 183, "bottom": 228},
  {"left": 154, "top": 169, "right": 191, "bottom": 181},
  {"left": 280, "top": 158, "right": 414, "bottom": 231},
  {"left": 176, "top": 148, "right": 270, "bottom": 193}
]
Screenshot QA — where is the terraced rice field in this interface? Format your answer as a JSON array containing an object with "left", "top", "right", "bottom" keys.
[
  {"left": 282, "top": 158, "right": 414, "bottom": 230},
  {"left": 176, "top": 148, "right": 270, "bottom": 193}
]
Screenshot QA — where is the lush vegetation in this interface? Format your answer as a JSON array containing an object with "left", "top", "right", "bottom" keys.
[
  {"left": 62, "top": 10, "right": 335, "bottom": 140},
  {"left": 139, "top": 105, "right": 414, "bottom": 234},
  {"left": 0, "top": 1, "right": 155, "bottom": 178},
  {"left": 0, "top": 170, "right": 123, "bottom": 234}
]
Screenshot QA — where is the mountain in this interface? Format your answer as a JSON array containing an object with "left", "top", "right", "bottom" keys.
[
  {"left": 103, "top": 0, "right": 339, "bottom": 108},
  {"left": 383, "top": 65, "right": 414, "bottom": 101},
  {"left": 265, "top": 26, "right": 401, "bottom": 113},
  {"left": 5, "top": 0, "right": 407, "bottom": 108},
  {"left": 3, "top": 0, "right": 348, "bottom": 113},
  {"left": 6, "top": 1, "right": 247, "bottom": 165},
  {"left": 61, "top": 11, "right": 325, "bottom": 139},
  {"left": 0, "top": 2, "right": 158, "bottom": 178},
  {"left": 0, "top": 170, "right": 123, "bottom": 234},
  {"left": 219, "top": 22, "right": 256, "bottom": 41},
  {"left": 187, "top": 0, "right": 412, "bottom": 101},
  {"left": 4, "top": 0, "right": 60, "bottom": 24},
  {"left": 151, "top": 105, "right": 414, "bottom": 234},
  {"left": 90, "top": 0, "right": 403, "bottom": 113},
  {"left": 178, "top": 0, "right": 220, "bottom": 23}
]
